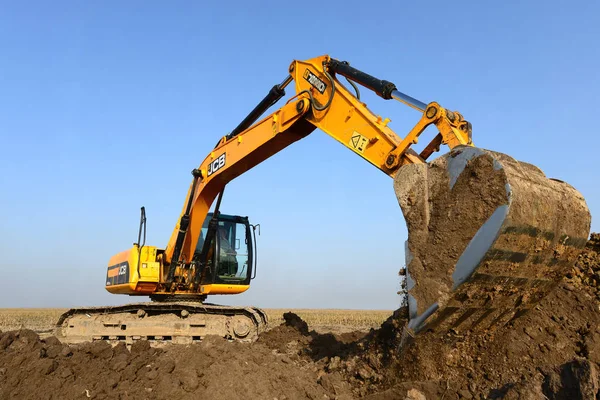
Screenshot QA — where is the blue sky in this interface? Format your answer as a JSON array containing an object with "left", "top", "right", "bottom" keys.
[{"left": 0, "top": 1, "right": 598, "bottom": 309}]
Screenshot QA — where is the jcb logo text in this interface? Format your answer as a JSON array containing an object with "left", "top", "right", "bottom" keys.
[{"left": 208, "top": 153, "right": 226, "bottom": 176}]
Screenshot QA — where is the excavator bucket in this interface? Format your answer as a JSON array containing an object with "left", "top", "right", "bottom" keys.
[{"left": 394, "top": 146, "right": 591, "bottom": 335}]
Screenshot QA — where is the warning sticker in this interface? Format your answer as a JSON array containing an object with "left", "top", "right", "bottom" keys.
[{"left": 349, "top": 132, "right": 368, "bottom": 153}]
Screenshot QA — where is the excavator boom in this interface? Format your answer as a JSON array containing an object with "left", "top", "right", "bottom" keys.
[
  {"left": 161, "top": 55, "right": 473, "bottom": 283},
  {"left": 55, "top": 55, "right": 591, "bottom": 346}
]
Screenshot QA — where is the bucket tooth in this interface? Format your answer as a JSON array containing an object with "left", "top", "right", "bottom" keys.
[{"left": 394, "top": 146, "right": 591, "bottom": 334}]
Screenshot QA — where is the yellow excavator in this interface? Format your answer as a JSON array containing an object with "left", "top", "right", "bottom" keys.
[{"left": 56, "top": 55, "right": 591, "bottom": 345}]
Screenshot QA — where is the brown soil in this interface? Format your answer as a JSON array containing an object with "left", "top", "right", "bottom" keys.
[
  {"left": 394, "top": 147, "right": 510, "bottom": 316},
  {"left": 1, "top": 237, "right": 599, "bottom": 399}
]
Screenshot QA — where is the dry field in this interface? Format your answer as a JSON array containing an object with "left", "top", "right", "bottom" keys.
[
  {"left": 0, "top": 307, "right": 393, "bottom": 335},
  {"left": 0, "top": 308, "right": 64, "bottom": 333}
]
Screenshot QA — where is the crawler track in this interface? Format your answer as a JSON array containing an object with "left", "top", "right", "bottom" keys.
[{"left": 55, "top": 302, "right": 268, "bottom": 346}]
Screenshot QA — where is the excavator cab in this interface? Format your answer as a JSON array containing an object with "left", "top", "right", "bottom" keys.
[{"left": 194, "top": 212, "right": 255, "bottom": 287}]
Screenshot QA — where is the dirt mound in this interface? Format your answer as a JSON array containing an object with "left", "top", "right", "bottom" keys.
[
  {"left": 379, "top": 233, "right": 600, "bottom": 399},
  {"left": 0, "top": 329, "right": 341, "bottom": 399},
  {"left": 265, "top": 235, "right": 600, "bottom": 399},
  {"left": 1, "top": 235, "right": 599, "bottom": 399}
]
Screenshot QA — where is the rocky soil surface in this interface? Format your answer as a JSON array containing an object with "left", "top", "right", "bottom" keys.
[{"left": 1, "top": 234, "right": 599, "bottom": 399}]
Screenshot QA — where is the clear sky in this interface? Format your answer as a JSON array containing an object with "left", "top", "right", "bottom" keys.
[{"left": 0, "top": 1, "right": 598, "bottom": 310}]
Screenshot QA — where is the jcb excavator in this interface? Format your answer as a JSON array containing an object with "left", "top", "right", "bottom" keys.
[{"left": 56, "top": 55, "right": 591, "bottom": 345}]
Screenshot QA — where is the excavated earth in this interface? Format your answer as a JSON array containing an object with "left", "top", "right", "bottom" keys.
[{"left": 0, "top": 234, "right": 599, "bottom": 399}]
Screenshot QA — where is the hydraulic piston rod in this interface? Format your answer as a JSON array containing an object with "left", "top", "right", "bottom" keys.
[
  {"left": 328, "top": 58, "right": 427, "bottom": 112},
  {"left": 391, "top": 89, "right": 427, "bottom": 112},
  {"left": 226, "top": 75, "right": 293, "bottom": 140}
]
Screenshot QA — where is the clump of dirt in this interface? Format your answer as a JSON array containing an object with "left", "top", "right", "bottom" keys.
[
  {"left": 2, "top": 235, "right": 599, "bottom": 399},
  {"left": 258, "top": 308, "right": 409, "bottom": 397},
  {"left": 566, "top": 232, "right": 600, "bottom": 299}
]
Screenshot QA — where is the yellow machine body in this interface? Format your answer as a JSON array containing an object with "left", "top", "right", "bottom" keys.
[{"left": 105, "top": 245, "right": 249, "bottom": 296}]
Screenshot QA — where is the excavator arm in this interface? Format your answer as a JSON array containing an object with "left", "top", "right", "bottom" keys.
[{"left": 164, "top": 54, "right": 473, "bottom": 279}]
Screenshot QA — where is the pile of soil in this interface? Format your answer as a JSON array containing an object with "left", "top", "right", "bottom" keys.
[
  {"left": 0, "top": 328, "right": 341, "bottom": 399},
  {"left": 1, "top": 235, "right": 599, "bottom": 399},
  {"left": 379, "top": 233, "right": 600, "bottom": 399}
]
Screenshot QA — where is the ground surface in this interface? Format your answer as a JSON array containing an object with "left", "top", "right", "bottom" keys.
[{"left": 1, "top": 235, "right": 599, "bottom": 399}]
